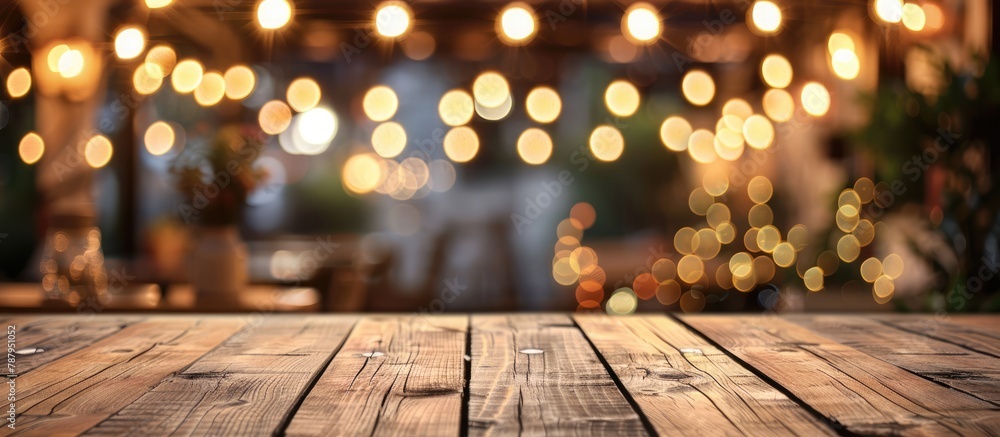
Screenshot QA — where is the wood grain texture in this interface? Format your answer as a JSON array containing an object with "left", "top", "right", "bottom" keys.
[
  {"left": 468, "top": 314, "right": 645, "bottom": 436},
  {"left": 3, "top": 315, "right": 143, "bottom": 375},
  {"left": 575, "top": 314, "right": 835, "bottom": 436},
  {"left": 681, "top": 315, "right": 1000, "bottom": 436},
  {"left": 285, "top": 315, "right": 467, "bottom": 437},
  {"left": 874, "top": 314, "right": 1000, "bottom": 358},
  {"left": 790, "top": 315, "right": 1000, "bottom": 404},
  {"left": 84, "top": 316, "right": 357, "bottom": 436},
  {"left": 10, "top": 317, "right": 244, "bottom": 436}
]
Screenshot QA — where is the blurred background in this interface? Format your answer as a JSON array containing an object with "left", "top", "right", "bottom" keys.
[{"left": 0, "top": 0, "right": 997, "bottom": 314}]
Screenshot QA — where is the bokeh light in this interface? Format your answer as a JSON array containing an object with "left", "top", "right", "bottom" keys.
[
  {"left": 259, "top": 100, "right": 293, "bottom": 135},
  {"left": 801, "top": 82, "right": 831, "bottom": 116},
  {"left": 224, "top": 65, "right": 256, "bottom": 100},
  {"left": 439, "top": 90, "right": 475, "bottom": 126},
  {"left": 873, "top": 0, "right": 903, "bottom": 24},
  {"left": 171, "top": 59, "right": 203, "bottom": 94},
  {"left": 473, "top": 72, "right": 510, "bottom": 108},
  {"left": 761, "top": 54, "right": 792, "bottom": 89},
  {"left": 194, "top": 71, "right": 226, "bottom": 106},
  {"left": 84, "top": 135, "right": 113, "bottom": 168},
  {"left": 498, "top": 3, "right": 536, "bottom": 45},
  {"left": 804, "top": 266, "right": 824, "bottom": 291},
  {"left": 762, "top": 89, "right": 794, "bottom": 122},
  {"left": 296, "top": 107, "right": 338, "bottom": 150},
  {"left": 831, "top": 49, "right": 860, "bottom": 80},
  {"left": 145, "top": 45, "right": 177, "bottom": 76},
  {"left": 343, "top": 153, "right": 383, "bottom": 194},
  {"left": 743, "top": 115, "right": 775, "bottom": 149},
  {"left": 749, "top": 1, "right": 782, "bottom": 34},
  {"left": 144, "top": 121, "right": 175, "bottom": 156},
  {"left": 747, "top": 176, "right": 773, "bottom": 204},
  {"left": 902, "top": 3, "right": 926, "bottom": 31},
  {"left": 687, "top": 129, "right": 717, "bottom": 164},
  {"left": 622, "top": 3, "right": 661, "bottom": 44},
  {"left": 18, "top": 132, "right": 44, "bottom": 165},
  {"left": 287, "top": 77, "right": 321, "bottom": 112},
  {"left": 257, "top": 0, "right": 293, "bottom": 30},
  {"left": 443, "top": 126, "right": 480, "bottom": 163},
  {"left": 589, "top": 125, "right": 625, "bottom": 162},
  {"left": 363, "top": 85, "right": 399, "bottom": 122},
  {"left": 114, "top": 27, "right": 146, "bottom": 60},
  {"left": 372, "top": 121, "right": 407, "bottom": 158},
  {"left": 525, "top": 86, "right": 562, "bottom": 123},
  {"left": 57, "top": 49, "right": 84, "bottom": 78},
  {"left": 517, "top": 128, "right": 553, "bottom": 165},
  {"left": 375, "top": 1, "right": 412, "bottom": 38},
  {"left": 606, "top": 288, "right": 638, "bottom": 315},
  {"left": 660, "top": 116, "right": 692, "bottom": 152},
  {"left": 604, "top": 80, "right": 640, "bottom": 117},
  {"left": 682, "top": 70, "right": 715, "bottom": 106}
]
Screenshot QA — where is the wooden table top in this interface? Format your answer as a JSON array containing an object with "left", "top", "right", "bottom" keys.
[{"left": 4, "top": 314, "right": 999, "bottom": 436}]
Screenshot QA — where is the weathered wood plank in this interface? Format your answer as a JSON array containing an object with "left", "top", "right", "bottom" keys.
[
  {"left": 791, "top": 315, "right": 1000, "bottom": 405},
  {"left": 576, "top": 314, "right": 835, "bottom": 436},
  {"left": 285, "top": 315, "right": 467, "bottom": 437},
  {"left": 681, "top": 315, "right": 1000, "bottom": 436},
  {"left": 4, "top": 315, "right": 144, "bottom": 375},
  {"left": 468, "top": 314, "right": 645, "bottom": 436},
  {"left": 874, "top": 315, "right": 1000, "bottom": 358},
  {"left": 84, "top": 316, "right": 357, "bottom": 436},
  {"left": 9, "top": 317, "right": 244, "bottom": 436}
]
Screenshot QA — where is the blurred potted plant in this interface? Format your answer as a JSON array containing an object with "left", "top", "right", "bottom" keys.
[{"left": 171, "top": 125, "right": 264, "bottom": 302}]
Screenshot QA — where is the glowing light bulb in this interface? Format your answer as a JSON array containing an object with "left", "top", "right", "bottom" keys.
[
  {"left": 498, "top": 3, "right": 536, "bottom": 45},
  {"left": 623, "top": 3, "right": 661, "bottom": 44},
  {"left": 146, "top": 0, "right": 172, "bottom": 7},
  {"left": 114, "top": 27, "right": 146, "bottom": 60},
  {"left": 257, "top": 0, "right": 292, "bottom": 30},
  {"left": 750, "top": 1, "right": 782, "bottom": 34},
  {"left": 375, "top": 2, "right": 411, "bottom": 38}
]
